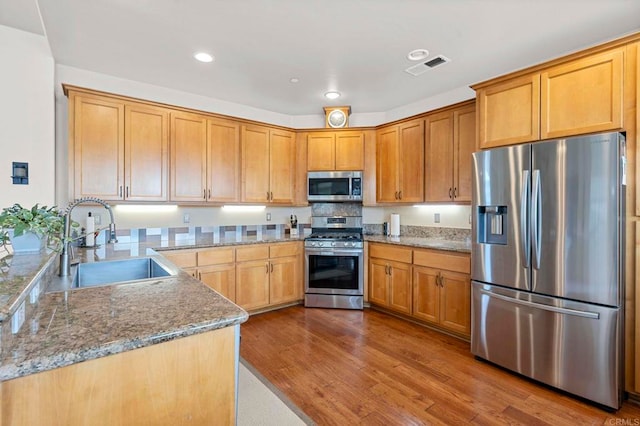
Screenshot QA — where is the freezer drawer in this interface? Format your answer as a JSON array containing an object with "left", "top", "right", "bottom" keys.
[{"left": 471, "top": 281, "right": 621, "bottom": 409}]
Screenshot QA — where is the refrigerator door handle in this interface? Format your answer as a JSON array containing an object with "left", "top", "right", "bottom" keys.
[
  {"left": 478, "top": 289, "right": 600, "bottom": 319},
  {"left": 531, "top": 169, "right": 542, "bottom": 271},
  {"left": 520, "top": 170, "right": 530, "bottom": 268}
]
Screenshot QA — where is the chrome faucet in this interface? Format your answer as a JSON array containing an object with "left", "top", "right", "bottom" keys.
[{"left": 59, "top": 197, "right": 118, "bottom": 276}]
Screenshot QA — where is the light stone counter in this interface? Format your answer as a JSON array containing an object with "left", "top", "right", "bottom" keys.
[{"left": 365, "top": 235, "right": 471, "bottom": 253}]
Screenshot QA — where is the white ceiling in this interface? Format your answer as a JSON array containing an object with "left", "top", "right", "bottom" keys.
[{"left": 2, "top": 0, "right": 640, "bottom": 115}]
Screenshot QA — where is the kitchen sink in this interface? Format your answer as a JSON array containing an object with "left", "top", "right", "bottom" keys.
[{"left": 71, "top": 257, "right": 178, "bottom": 289}]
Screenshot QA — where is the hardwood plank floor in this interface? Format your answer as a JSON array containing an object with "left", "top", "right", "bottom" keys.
[{"left": 239, "top": 306, "right": 640, "bottom": 425}]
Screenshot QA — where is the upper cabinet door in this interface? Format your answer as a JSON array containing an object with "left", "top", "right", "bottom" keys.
[
  {"left": 397, "top": 119, "right": 424, "bottom": 203},
  {"left": 241, "top": 124, "right": 271, "bottom": 203},
  {"left": 453, "top": 103, "right": 476, "bottom": 202},
  {"left": 124, "top": 104, "right": 169, "bottom": 201},
  {"left": 541, "top": 48, "right": 624, "bottom": 139},
  {"left": 269, "top": 129, "right": 296, "bottom": 204},
  {"left": 376, "top": 126, "right": 400, "bottom": 202},
  {"left": 425, "top": 111, "right": 454, "bottom": 202},
  {"left": 207, "top": 118, "right": 240, "bottom": 202},
  {"left": 72, "top": 95, "right": 125, "bottom": 200},
  {"left": 307, "top": 133, "right": 335, "bottom": 171},
  {"left": 335, "top": 131, "right": 364, "bottom": 171},
  {"left": 170, "top": 112, "right": 207, "bottom": 202},
  {"left": 477, "top": 74, "right": 540, "bottom": 148}
]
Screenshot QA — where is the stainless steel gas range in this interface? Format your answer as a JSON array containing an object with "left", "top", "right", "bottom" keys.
[{"left": 304, "top": 216, "right": 364, "bottom": 310}]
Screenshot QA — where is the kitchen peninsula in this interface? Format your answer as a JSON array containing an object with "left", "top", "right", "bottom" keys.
[{"left": 0, "top": 238, "right": 250, "bottom": 425}]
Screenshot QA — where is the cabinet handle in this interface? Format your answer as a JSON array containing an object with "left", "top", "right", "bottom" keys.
[
  {"left": 266, "top": 191, "right": 270, "bottom": 201},
  {"left": 198, "top": 272, "right": 202, "bottom": 280},
  {"left": 126, "top": 186, "right": 129, "bottom": 198},
  {"left": 388, "top": 265, "right": 392, "bottom": 275},
  {"left": 394, "top": 191, "right": 398, "bottom": 200},
  {"left": 399, "top": 191, "right": 402, "bottom": 200},
  {"left": 454, "top": 187, "right": 458, "bottom": 198},
  {"left": 119, "top": 186, "right": 123, "bottom": 197},
  {"left": 266, "top": 263, "right": 269, "bottom": 274},
  {"left": 449, "top": 188, "right": 452, "bottom": 199},
  {"left": 270, "top": 263, "right": 273, "bottom": 273},
  {"left": 204, "top": 189, "right": 207, "bottom": 200},
  {"left": 208, "top": 189, "right": 211, "bottom": 199},
  {"left": 270, "top": 192, "right": 274, "bottom": 201}
]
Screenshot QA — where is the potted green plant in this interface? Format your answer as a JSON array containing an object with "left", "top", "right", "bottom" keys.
[{"left": 0, "top": 203, "right": 70, "bottom": 253}]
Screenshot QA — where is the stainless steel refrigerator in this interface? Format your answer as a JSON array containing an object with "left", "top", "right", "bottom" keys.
[{"left": 471, "top": 132, "right": 626, "bottom": 410}]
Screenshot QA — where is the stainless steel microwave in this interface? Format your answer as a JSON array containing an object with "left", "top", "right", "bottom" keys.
[{"left": 307, "top": 171, "right": 363, "bottom": 202}]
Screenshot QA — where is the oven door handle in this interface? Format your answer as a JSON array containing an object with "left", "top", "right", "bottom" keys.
[{"left": 305, "top": 249, "right": 363, "bottom": 256}]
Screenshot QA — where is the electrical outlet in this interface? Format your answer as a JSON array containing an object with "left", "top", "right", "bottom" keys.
[
  {"left": 434, "top": 213, "right": 441, "bottom": 223},
  {"left": 94, "top": 214, "right": 101, "bottom": 225},
  {"left": 183, "top": 213, "right": 190, "bottom": 223},
  {"left": 30, "top": 282, "right": 40, "bottom": 304},
  {"left": 266, "top": 213, "right": 271, "bottom": 221},
  {"left": 11, "top": 300, "right": 25, "bottom": 334}
]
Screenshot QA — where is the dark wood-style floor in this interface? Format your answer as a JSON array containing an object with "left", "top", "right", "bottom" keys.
[{"left": 239, "top": 306, "right": 640, "bottom": 425}]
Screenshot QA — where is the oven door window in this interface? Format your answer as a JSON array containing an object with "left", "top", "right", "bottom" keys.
[
  {"left": 308, "top": 178, "right": 350, "bottom": 196},
  {"left": 307, "top": 254, "right": 359, "bottom": 291}
]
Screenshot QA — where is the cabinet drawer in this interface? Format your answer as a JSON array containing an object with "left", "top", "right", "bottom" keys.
[
  {"left": 236, "top": 245, "right": 270, "bottom": 262},
  {"left": 369, "top": 243, "right": 412, "bottom": 263},
  {"left": 161, "top": 250, "right": 197, "bottom": 268},
  {"left": 269, "top": 242, "right": 301, "bottom": 258},
  {"left": 413, "top": 249, "right": 470, "bottom": 274},
  {"left": 197, "top": 247, "right": 235, "bottom": 266}
]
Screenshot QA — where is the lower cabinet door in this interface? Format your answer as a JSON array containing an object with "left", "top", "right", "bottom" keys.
[
  {"left": 198, "top": 264, "right": 236, "bottom": 302},
  {"left": 412, "top": 266, "right": 440, "bottom": 324},
  {"left": 439, "top": 270, "right": 471, "bottom": 336},
  {"left": 388, "top": 261, "right": 412, "bottom": 314},
  {"left": 235, "top": 260, "right": 270, "bottom": 310},
  {"left": 269, "top": 256, "right": 300, "bottom": 305},
  {"left": 369, "top": 259, "right": 389, "bottom": 306}
]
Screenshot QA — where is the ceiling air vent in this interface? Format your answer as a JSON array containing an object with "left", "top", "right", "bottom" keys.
[{"left": 404, "top": 55, "right": 451, "bottom": 76}]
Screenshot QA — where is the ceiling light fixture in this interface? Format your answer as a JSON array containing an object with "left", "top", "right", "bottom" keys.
[
  {"left": 324, "top": 91, "right": 341, "bottom": 100},
  {"left": 194, "top": 52, "right": 214, "bottom": 63},
  {"left": 407, "top": 49, "right": 429, "bottom": 61},
  {"left": 290, "top": 77, "right": 300, "bottom": 83}
]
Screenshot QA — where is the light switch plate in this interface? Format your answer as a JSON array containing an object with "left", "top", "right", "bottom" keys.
[
  {"left": 183, "top": 213, "right": 190, "bottom": 223},
  {"left": 434, "top": 213, "right": 440, "bottom": 223}
]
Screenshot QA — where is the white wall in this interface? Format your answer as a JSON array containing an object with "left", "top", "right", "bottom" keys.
[
  {"left": 382, "top": 205, "right": 471, "bottom": 229},
  {"left": 0, "top": 25, "right": 55, "bottom": 209}
]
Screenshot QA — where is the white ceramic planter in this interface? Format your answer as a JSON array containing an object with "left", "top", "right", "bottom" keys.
[{"left": 6, "top": 230, "right": 47, "bottom": 253}]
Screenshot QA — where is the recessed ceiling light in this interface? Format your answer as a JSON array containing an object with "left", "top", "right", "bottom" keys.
[
  {"left": 194, "top": 52, "right": 214, "bottom": 63},
  {"left": 324, "top": 91, "right": 341, "bottom": 100},
  {"left": 407, "top": 49, "right": 429, "bottom": 61},
  {"left": 290, "top": 77, "right": 299, "bottom": 83}
]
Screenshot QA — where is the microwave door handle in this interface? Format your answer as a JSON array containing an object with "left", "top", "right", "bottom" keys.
[{"left": 520, "top": 170, "right": 530, "bottom": 269}]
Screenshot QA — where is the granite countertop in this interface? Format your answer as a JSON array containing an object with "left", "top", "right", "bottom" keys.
[
  {"left": 0, "top": 232, "right": 468, "bottom": 381},
  {"left": 364, "top": 235, "right": 471, "bottom": 253}
]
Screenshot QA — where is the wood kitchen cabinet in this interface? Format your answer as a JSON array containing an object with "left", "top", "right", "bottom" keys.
[
  {"left": 68, "top": 90, "right": 170, "bottom": 201},
  {"left": 541, "top": 48, "right": 624, "bottom": 139},
  {"left": 162, "top": 242, "right": 302, "bottom": 312},
  {"left": 160, "top": 247, "right": 236, "bottom": 301},
  {"left": 235, "top": 242, "right": 301, "bottom": 311},
  {"left": 1, "top": 327, "right": 238, "bottom": 425},
  {"left": 368, "top": 243, "right": 413, "bottom": 314},
  {"left": 424, "top": 102, "right": 475, "bottom": 202},
  {"left": 413, "top": 248, "right": 471, "bottom": 337},
  {"left": 376, "top": 119, "right": 424, "bottom": 203},
  {"left": 197, "top": 247, "right": 236, "bottom": 302},
  {"left": 241, "top": 125, "right": 296, "bottom": 204},
  {"left": 307, "top": 131, "right": 364, "bottom": 171},
  {"left": 475, "top": 46, "right": 624, "bottom": 148},
  {"left": 170, "top": 113, "right": 241, "bottom": 203}
]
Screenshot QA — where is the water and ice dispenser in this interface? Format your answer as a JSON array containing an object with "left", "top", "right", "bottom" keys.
[{"left": 477, "top": 206, "right": 508, "bottom": 245}]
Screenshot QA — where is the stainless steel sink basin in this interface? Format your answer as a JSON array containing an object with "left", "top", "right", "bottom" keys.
[{"left": 72, "top": 257, "right": 177, "bottom": 288}]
